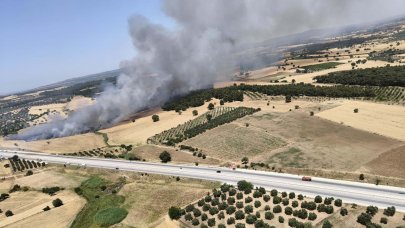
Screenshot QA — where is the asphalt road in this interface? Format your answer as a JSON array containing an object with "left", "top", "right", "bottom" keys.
[{"left": 1, "top": 149, "right": 405, "bottom": 211}]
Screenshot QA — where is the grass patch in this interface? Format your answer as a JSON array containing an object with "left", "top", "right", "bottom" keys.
[
  {"left": 267, "top": 147, "right": 306, "bottom": 168},
  {"left": 94, "top": 207, "right": 128, "bottom": 227},
  {"left": 71, "top": 176, "right": 127, "bottom": 228},
  {"left": 303, "top": 62, "right": 343, "bottom": 71},
  {"left": 95, "top": 131, "right": 114, "bottom": 147}
]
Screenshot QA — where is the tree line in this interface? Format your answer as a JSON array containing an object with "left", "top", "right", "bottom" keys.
[{"left": 314, "top": 66, "right": 405, "bottom": 87}]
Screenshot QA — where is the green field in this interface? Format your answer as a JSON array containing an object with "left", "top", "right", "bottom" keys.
[{"left": 70, "top": 176, "right": 127, "bottom": 228}]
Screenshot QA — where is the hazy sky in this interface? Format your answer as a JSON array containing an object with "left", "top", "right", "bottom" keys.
[
  {"left": 1, "top": 0, "right": 404, "bottom": 95},
  {"left": 0, "top": 0, "right": 173, "bottom": 95}
]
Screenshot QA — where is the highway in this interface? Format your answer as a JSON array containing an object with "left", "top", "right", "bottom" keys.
[{"left": 1, "top": 149, "right": 405, "bottom": 211}]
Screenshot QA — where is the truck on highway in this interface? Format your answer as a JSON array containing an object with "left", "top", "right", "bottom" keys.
[{"left": 302, "top": 176, "right": 312, "bottom": 181}]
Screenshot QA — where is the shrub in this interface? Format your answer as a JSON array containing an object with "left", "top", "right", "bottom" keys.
[
  {"left": 229, "top": 188, "right": 237, "bottom": 196},
  {"left": 366, "top": 205, "right": 379, "bottom": 216},
  {"left": 357, "top": 212, "right": 372, "bottom": 225},
  {"left": 255, "top": 211, "right": 260, "bottom": 218},
  {"left": 43, "top": 206, "right": 51, "bottom": 211},
  {"left": 281, "top": 192, "right": 287, "bottom": 198},
  {"left": 322, "top": 220, "right": 333, "bottom": 228},
  {"left": 209, "top": 207, "right": 219, "bottom": 215},
  {"left": 208, "top": 103, "right": 215, "bottom": 110},
  {"left": 227, "top": 217, "right": 235, "bottom": 225},
  {"left": 273, "top": 205, "right": 282, "bottom": 213},
  {"left": 264, "top": 205, "right": 271, "bottom": 211},
  {"left": 217, "top": 211, "right": 225, "bottom": 220},
  {"left": 308, "top": 212, "right": 317, "bottom": 220},
  {"left": 186, "top": 204, "right": 195, "bottom": 212},
  {"left": 265, "top": 211, "right": 274, "bottom": 220},
  {"left": 244, "top": 205, "right": 253, "bottom": 214},
  {"left": 253, "top": 191, "right": 262, "bottom": 198},
  {"left": 205, "top": 195, "right": 212, "bottom": 202},
  {"left": 26, "top": 170, "right": 33, "bottom": 176},
  {"left": 278, "top": 216, "right": 284, "bottom": 223},
  {"left": 285, "top": 206, "right": 293, "bottom": 215},
  {"left": 193, "top": 208, "right": 202, "bottom": 217},
  {"left": 218, "top": 224, "right": 226, "bottom": 228},
  {"left": 340, "top": 208, "right": 348, "bottom": 216},
  {"left": 282, "top": 198, "right": 289, "bottom": 206},
  {"left": 380, "top": 217, "right": 388, "bottom": 224},
  {"left": 314, "top": 195, "right": 322, "bottom": 203},
  {"left": 237, "top": 180, "right": 253, "bottom": 192},
  {"left": 192, "top": 218, "right": 200, "bottom": 226},
  {"left": 289, "top": 192, "right": 295, "bottom": 199},
  {"left": 202, "top": 204, "right": 210, "bottom": 211},
  {"left": 226, "top": 205, "right": 236, "bottom": 215},
  {"left": 254, "top": 200, "right": 261, "bottom": 208},
  {"left": 159, "top": 151, "right": 171, "bottom": 163},
  {"left": 227, "top": 197, "right": 235, "bottom": 205},
  {"left": 235, "top": 223, "right": 246, "bottom": 228},
  {"left": 192, "top": 110, "right": 198, "bottom": 116},
  {"left": 236, "top": 202, "right": 244, "bottom": 209},
  {"left": 263, "top": 194, "right": 270, "bottom": 202},
  {"left": 207, "top": 218, "right": 216, "bottom": 227},
  {"left": 245, "top": 196, "right": 253, "bottom": 203},
  {"left": 236, "top": 192, "right": 244, "bottom": 200},
  {"left": 270, "top": 189, "right": 278, "bottom": 196},
  {"left": 52, "top": 198, "right": 63, "bottom": 207},
  {"left": 334, "top": 199, "right": 342, "bottom": 207},
  {"left": 359, "top": 173, "right": 365, "bottom": 180},
  {"left": 245, "top": 214, "right": 257, "bottom": 224},
  {"left": 288, "top": 218, "right": 298, "bottom": 227},
  {"left": 198, "top": 199, "right": 205, "bottom": 207},
  {"left": 211, "top": 198, "right": 219, "bottom": 207},
  {"left": 292, "top": 200, "right": 298, "bottom": 208},
  {"left": 201, "top": 213, "right": 208, "bottom": 221},
  {"left": 235, "top": 210, "right": 245, "bottom": 220},
  {"left": 201, "top": 224, "right": 208, "bottom": 228},
  {"left": 272, "top": 196, "right": 281, "bottom": 204},
  {"left": 218, "top": 202, "right": 228, "bottom": 210},
  {"left": 324, "top": 197, "right": 333, "bottom": 205},
  {"left": 152, "top": 114, "right": 159, "bottom": 122},
  {"left": 298, "top": 194, "right": 304, "bottom": 200},
  {"left": 184, "top": 213, "right": 193, "bottom": 221},
  {"left": 383, "top": 206, "right": 395, "bottom": 216},
  {"left": 5, "top": 210, "right": 13, "bottom": 217}
]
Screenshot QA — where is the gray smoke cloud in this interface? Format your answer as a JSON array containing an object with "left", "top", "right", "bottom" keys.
[{"left": 12, "top": 0, "right": 405, "bottom": 140}]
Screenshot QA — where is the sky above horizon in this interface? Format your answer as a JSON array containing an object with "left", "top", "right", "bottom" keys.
[{"left": 0, "top": 0, "right": 173, "bottom": 95}]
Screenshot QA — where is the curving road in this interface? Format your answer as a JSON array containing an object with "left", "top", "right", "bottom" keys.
[{"left": 1, "top": 149, "right": 405, "bottom": 211}]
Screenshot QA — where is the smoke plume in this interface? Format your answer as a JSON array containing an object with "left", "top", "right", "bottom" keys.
[{"left": 13, "top": 0, "right": 405, "bottom": 140}]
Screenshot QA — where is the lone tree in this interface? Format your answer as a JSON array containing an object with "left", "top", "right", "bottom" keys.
[
  {"left": 359, "top": 173, "right": 365, "bottom": 180},
  {"left": 52, "top": 198, "right": 63, "bottom": 207},
  {"left": 354, "top": 108, "right": 359, "bottom": 113},
  {"left": 208, "top": 103, "right": 215, "bottom": 110},
  {"left": 159, "top": 151, "right": 172, "bottom": 163},
  {"left": 192, "top": 110, "right": 198, "bottom": 116},
  {"left": 168, "top": 206, "right": 182, "bottom": 220},
  {"left": 152, "top": 114, "right": 160, "bottom": 122}
]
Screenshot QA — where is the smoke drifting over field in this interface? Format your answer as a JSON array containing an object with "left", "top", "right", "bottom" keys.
[{"left": 13, "top": 0, "right": 405, "bottom": 140}]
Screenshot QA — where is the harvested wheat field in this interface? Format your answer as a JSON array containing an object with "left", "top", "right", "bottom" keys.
[
  {"left": 184, "top": 109, "right": 403, "bottom": 172},
  {"left": 131, "top": 144, "right": 221, "bottom": 165},
  {"left": 119, "top": 177, "right": 219, "bottom": 227},
  {"left": 0, "top": 190, "right": 85, "bottom": 228},
  {"left": 15, "top": 170, "right": 86, "bottom": 189},
  {"left": 365, "top": 145, "right": 405, "bottom": 179},
  {"left": 102, "top": 104, "right": 216, "bottom": 145},
  {"left": 316, "top": 100, "right": 405, "bottom": 141},
  {"left": 0, "top": 132, "right": 106, "bottom": 154}
]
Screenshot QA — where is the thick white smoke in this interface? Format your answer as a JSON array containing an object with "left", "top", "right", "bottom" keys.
[{"left": 12, "top": 0, "right": 405, "bottom": 140}]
